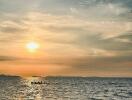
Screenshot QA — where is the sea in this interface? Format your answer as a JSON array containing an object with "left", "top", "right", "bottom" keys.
[{"left": 0, "top": 76, "right": 132, "bottom": 100}]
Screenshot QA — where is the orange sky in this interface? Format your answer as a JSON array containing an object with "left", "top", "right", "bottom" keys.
[{"left": 0, "top": 0, "right": 132, "bottom": 77}]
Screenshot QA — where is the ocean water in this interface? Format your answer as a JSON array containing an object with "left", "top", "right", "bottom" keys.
[{"left": 0, "top": 76, "right": 132, "bottom": 100}]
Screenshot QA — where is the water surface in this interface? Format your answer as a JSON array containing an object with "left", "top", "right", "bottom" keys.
[{"left": 0, "top": 76, "right": 132, "bottom": 100}]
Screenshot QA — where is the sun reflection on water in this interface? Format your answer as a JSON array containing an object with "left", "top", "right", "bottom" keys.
[{"left": 20, "top": 77, "right": 43, "bottom": 99}]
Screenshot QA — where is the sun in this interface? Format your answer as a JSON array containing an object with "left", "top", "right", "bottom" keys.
[{"left": 26, "top": 42, "right": 39, "bottom": 52}]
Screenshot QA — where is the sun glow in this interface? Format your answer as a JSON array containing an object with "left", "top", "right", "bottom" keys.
[{"left": 26, "top": 42, "right": 39, "bottom": 52}]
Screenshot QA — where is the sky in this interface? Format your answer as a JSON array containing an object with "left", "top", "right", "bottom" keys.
[{"left": 0, "top": 0, "right": 132, "bottom": 77}]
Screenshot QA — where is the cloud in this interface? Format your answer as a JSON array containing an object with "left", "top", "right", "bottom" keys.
[
  {"left": 0, "top": 0, "right": 37, "bottom": 13},
  {"left": 0, "top": 56, "right": 17, "bottom": 61},
  {"left": 0, "top": 11, "right": 131, "bottom": 56},
  {"left": 0, "top": 21, "right": 26, "bottom": 33},
  {"left": 0, "top": 0, "right": 131, "bottom": 21},
  {"left": 74, "top": 31, "right": 132, "bottom": 51},
  {"left": 0, "top": 0, "right": 131, "bottom": 76},
  {"left": 0, "top": 20, "right": 27, "bottom": 43}
]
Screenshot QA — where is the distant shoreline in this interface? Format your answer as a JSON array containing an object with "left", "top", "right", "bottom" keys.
[{"left": 0, "top": 74, "right": 132, "bottom": 79}]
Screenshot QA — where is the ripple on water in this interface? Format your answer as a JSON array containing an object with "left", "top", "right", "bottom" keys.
[{"left": 0, "top": 77, "right": 132, "bottom": 100}]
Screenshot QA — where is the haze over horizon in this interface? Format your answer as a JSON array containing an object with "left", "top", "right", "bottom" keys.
[{"left": 0, "top": 0, "right": 132, "bottom": 77}]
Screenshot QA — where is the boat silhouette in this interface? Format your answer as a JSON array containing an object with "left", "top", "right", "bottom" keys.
[
  {"left": 31, "top": 81, "right": 43, "bottom": 84},
  {"left": 31, "top": 81, "right": 50, "bottom": 85}
]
